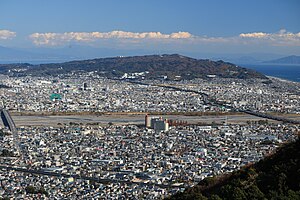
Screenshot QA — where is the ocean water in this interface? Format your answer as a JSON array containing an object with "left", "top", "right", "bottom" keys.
[{"left": 242, "top": 64, "right": 300, "bottom": 82}]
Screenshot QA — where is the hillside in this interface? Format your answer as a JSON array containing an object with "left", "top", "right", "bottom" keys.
[
  {"left": 0, "top": 54, "right": 266, "bottom": 80},
  {"left": 168, "top": 138, "right": 300, "bottom": 200},
  {"left": 265, "top": 55, "right": 300, "bottom": 64}
]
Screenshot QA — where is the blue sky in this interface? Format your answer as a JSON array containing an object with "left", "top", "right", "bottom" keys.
[{"left": 0, "top": 0, "right": 299, "bottom": 55}]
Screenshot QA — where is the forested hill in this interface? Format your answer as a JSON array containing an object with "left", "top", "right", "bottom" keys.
[
  {"left": 0, "top": 54, "right": 266, "bottom": 80},
  {"left": 168, "top": 138, "right": 300, "bottom": 200}
]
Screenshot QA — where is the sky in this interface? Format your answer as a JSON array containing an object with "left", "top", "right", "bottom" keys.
[{"left": 0, "top": 0, "right": 299, "bottom": 57}]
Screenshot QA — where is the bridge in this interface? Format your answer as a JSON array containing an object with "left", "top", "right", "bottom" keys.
[
  {"left": 241, "top": 110, "right": 300, "bottom": 124},
  {"left": 1, "top": 109, "right": 16, "bottom": 132},
  {"left": 1, "top": 109, "right": 22, "bottom": 157}
]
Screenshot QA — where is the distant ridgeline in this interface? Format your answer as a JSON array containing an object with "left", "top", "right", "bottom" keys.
[
  {"left": 0, "top": 54, "right": 266, "bottom": 80},
  {"left": 264, "top": 55, "right": 300, "bottom": 64},
  {"left": 167, "top": 138, "right": 300, "bottom": 200}
]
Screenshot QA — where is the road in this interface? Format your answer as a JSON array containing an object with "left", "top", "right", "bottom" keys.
[
  {"left": 0, "top": 165, "right": 184, "bottom": 189},
  {"left": 128, "top": 81, "right": 300, "bottom": 124}
]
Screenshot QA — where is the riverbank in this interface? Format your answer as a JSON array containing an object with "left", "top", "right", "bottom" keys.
[{"left": 8, "top": 113, "right": 279, "bottom": 127}]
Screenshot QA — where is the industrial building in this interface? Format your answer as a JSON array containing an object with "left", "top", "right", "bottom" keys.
[{"left": 145, "top": 115, "right": 169, "bottom": 132}]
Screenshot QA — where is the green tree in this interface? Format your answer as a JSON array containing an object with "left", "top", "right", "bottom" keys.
[
  {"left": 231, "top": 187, "right": 247, "bottom": 200},
  {"left": 246, "top": 185, "right": 265, "bottom": 200},
  {"left": 286, "top": 190, "right": 300, "bottom": 200},
  {"left": 37, "top": 187, "right": 48, "bottom": 196},
  {"left": 277, "top": 172, "right": 288, "bottom": 194},
  {"left": 220, "top": 185, "right": 233, "bottom": 199},
  {"left": 25, "top": 185, "right": 36, "bottom": 194},
  {"left": 0, "top": 149, "right": 14, "bottom": 157},
  {"left": 209, "top": 194, "right": 223, "bottom": 200}
]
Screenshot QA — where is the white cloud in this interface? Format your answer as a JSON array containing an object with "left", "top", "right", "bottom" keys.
[
  {"left": 0, "top": 29, "right": 16, "bottom": 40},
  {"left": 239, "top": 32, "right": 268, "bottom": 38},
  {"left": 170, "top": 32, "right": 192, "bottom": 39},
  {"left": 29, "top": 29, "right": 300, "bottom": 47},
  {"left": 239, "top": 29, "right": 300, "bottom": 46},
  {"left": 29, "top": 31, "right": 194, "bottom": 46}
]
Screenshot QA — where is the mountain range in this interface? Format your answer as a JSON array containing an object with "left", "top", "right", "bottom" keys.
[
  {"left": 0, "top": 54, "right": 266, "bottom": 80},
  {"left": 264, "top": 55, "right": 300, "bottom": 64},
  {"left": 0, "top": 45, "right": 299, "bottom": 65}
]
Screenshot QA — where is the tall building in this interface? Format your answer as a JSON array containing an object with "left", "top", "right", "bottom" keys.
[
  {"left": 145, "top": 114, "right": 152, "bottom": 128},
  {"left": 154, "top": 119, "right": 169, "bottom": 132},
  {"left": 145, "top": 115, "right": 169, "bottom": 132},
  {"left": 150, "top": 117, "right": 160, "bottom": 129},
  {"left": 83, "top": 82, "right": 88, "bottom": 90}
]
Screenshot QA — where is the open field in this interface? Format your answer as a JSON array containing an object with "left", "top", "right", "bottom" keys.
[{"left": 5, "top": 113, "right": 285, "bottom": 127}]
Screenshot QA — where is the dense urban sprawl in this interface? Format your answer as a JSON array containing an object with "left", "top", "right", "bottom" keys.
[
  {"left": 0, "top": 123, "right": 298, "bottom": 199},
  {"left": 0, "top": 72, "right": 299, "bottom": 199},
  {"left": 0, "top": 72, "right": 299, "bottom": 114}
]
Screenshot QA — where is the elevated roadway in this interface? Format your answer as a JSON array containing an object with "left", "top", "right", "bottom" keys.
[
  {"left": 0, "top": 165, "right": 185, "bottom": 189},
  {"left": 1, "top": 109, "right": 22, "bottom": 158},
  {"left": 128, "top": 81, "right": 300, "bottom": 124}
]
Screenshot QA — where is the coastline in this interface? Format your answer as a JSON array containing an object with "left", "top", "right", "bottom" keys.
[
  {"left": 266, "top": 76, "right": 299, "bottom": 83},
  {"left": 242, "top": 64, "right": 300, "bottom": 83}
]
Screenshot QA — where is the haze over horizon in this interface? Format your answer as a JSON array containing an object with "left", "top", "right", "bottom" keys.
[{"left": 0, "top": 0, "right": 299, "bottom": 62}]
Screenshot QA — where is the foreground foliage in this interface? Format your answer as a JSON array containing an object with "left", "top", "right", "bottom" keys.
[{"left": 168, "top": 138, "right": 300, "bottom": 200}]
